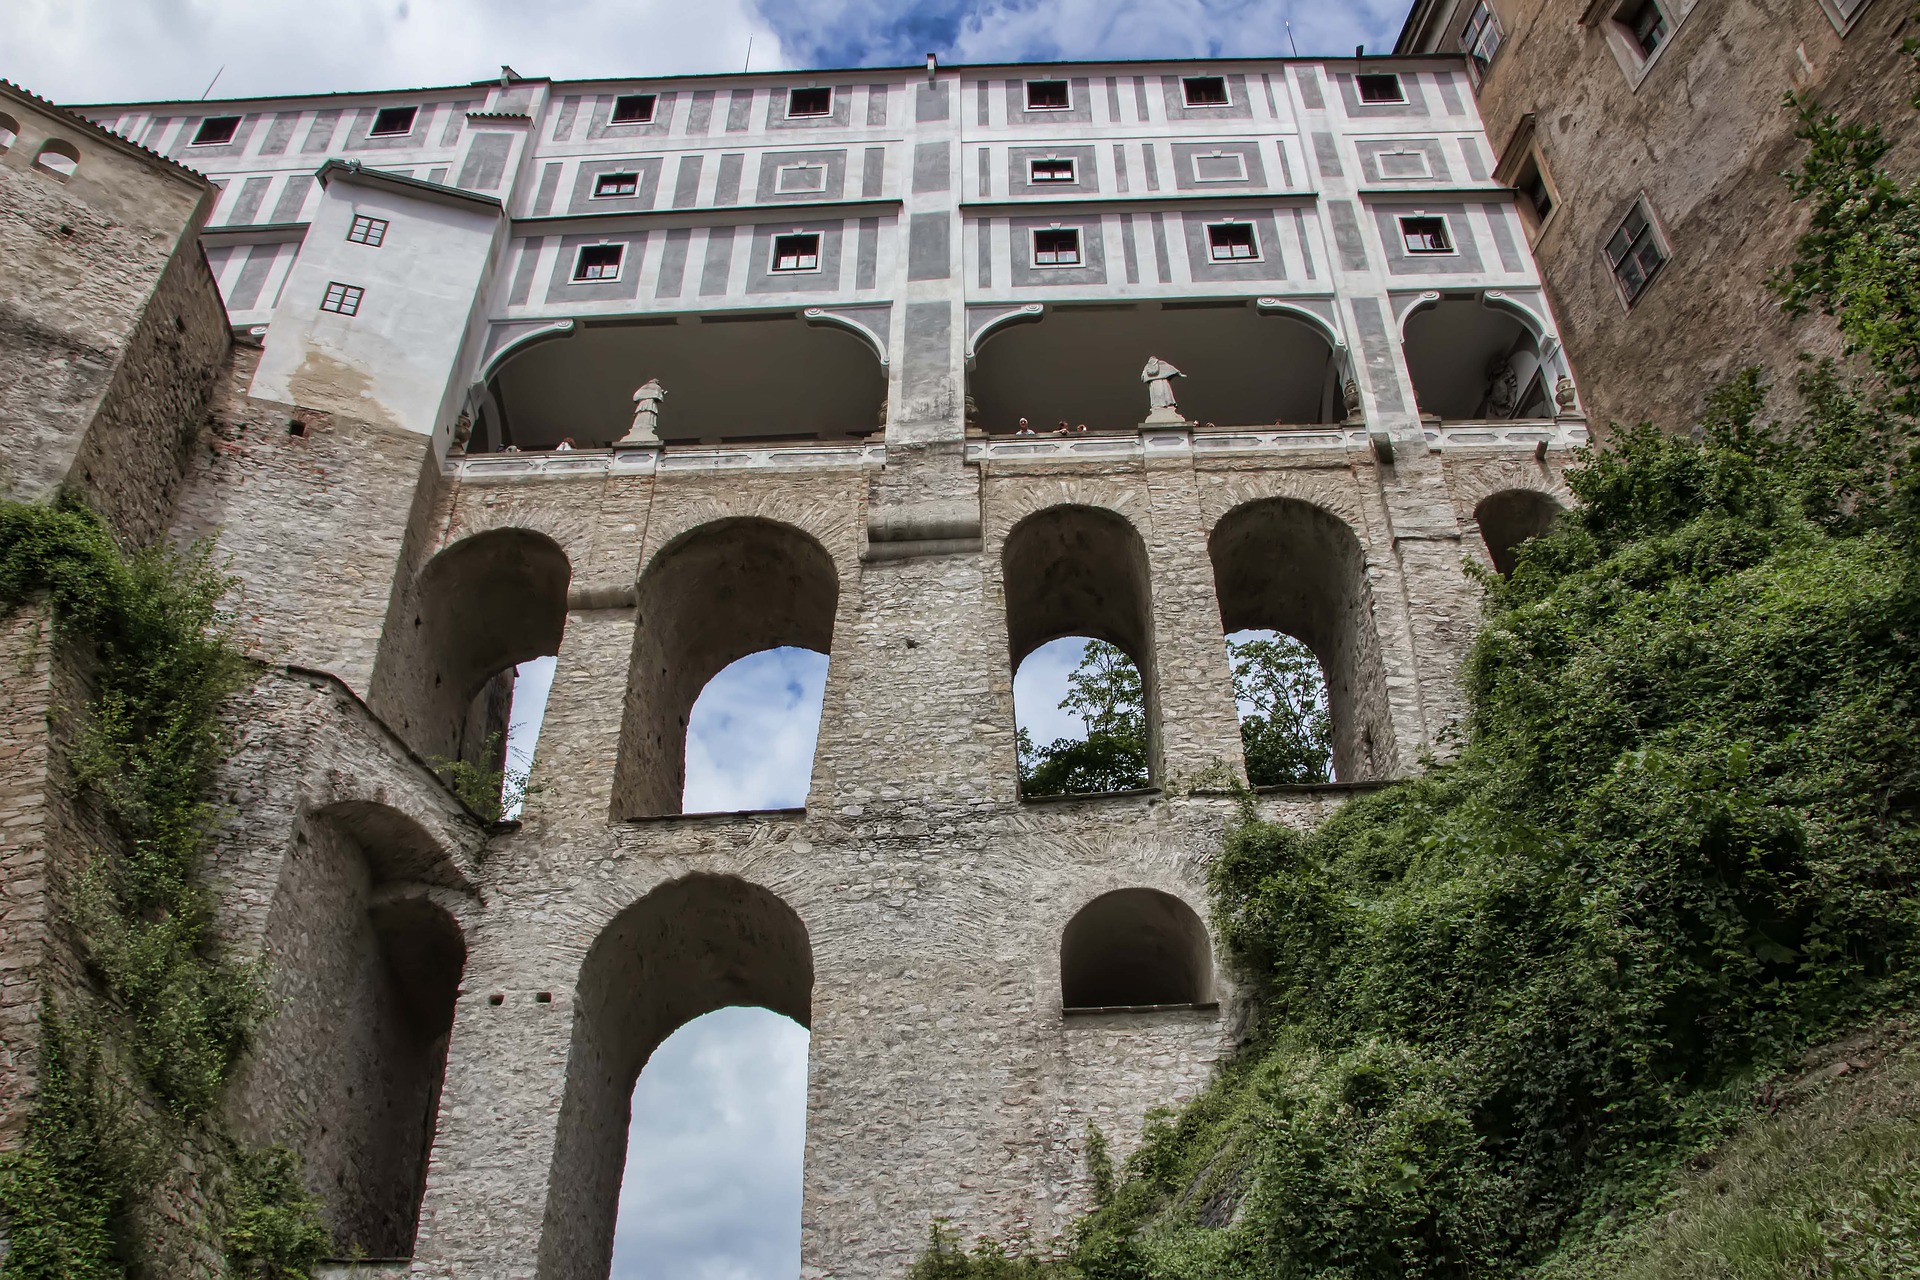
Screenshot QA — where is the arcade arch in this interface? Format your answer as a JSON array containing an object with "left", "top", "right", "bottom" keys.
[
  {"left": 1403, "top": 294, "right": 1555, "bottom": 421},
  {"left": 1475, "top": 488, "right": 1564, "bottom": 575},
  {"left": 1061, "top": 889, "right": 1213, "bottom": 1010}
]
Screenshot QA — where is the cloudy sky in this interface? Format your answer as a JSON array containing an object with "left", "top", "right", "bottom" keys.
[{"left": 6, "top": 1, "right": 1411, "bottom": 1274}]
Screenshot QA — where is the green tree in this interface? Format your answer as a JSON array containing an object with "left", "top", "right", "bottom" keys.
[
  {"left": 1018, "top": 640, "right": 1150, "bottom": 797},
  {"left": 1229, "top": 632, "right": 1333, "bottom": 785}
]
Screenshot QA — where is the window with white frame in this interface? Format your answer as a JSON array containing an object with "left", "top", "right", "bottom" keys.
[
  {"left": 572, "top": 243, "right": 624, "bottom": 282},
  {"left": 610, "top": 93, "right": 657, "bottom": 124},
  {"left": 1025, "top": 80, "right": 1071, "bottom": 111},
  {"left": 1615, "top": 0, "right": 1671, "bottom": 59},
  {"left": 771, "top": 232, "right": 822, "bottom": 272},
  {"left": 1206, "top": 222, "right": 1259, "bottom": 261},
  {"left": 593, "top": 172, "right": 640, "bottom": 198},
  {"left": 1029, "top": 156, "right": 1077, "bottom": 184},
  {"left": 1817, "top": 0, "right": 1874, "bottom": 32},
  {"left": 1031, "top": 227, "right": 1081, "bottom": 267},
  {"left": 191, "top": 116, "right": 241, "bottom": 146},
  {"left": 320, "top": 282, "right": 364, "bottom": 315},
  {"left": 787, "top": 87, "right": 832, "bottom": 118},
  {"left": 1191, "top": 150, "right": 1249, "bottom": 182},
  {"left": 369, "top": 106, "right": 417, "bottom": 137},
  {"left": 346, "top": 215, "right": 389, "bottom": 247},
  {"left": 775, "top": 163, "right": 828, "bottom": 194},
  {"left": 1182, "top": 76, "right": 1230, "bottom": 107},
  {"left": 1513, "top": 150, "right": 1556, "bottom": 230},
  {"left": 1399, "top": 214, "right": 1454, "bottom": 254},
  {"left": 0, "top": 112, "right": 16, "bottom": 154},
  {"left": 1460, "top": 1, "right": 1505, "bottom": 83},
  {"left": 1605, "top": 198, "right": 1668, "bottom": 304},
  {"left": 1375, "top": 149, "right": 1433, "bottom": 180},
  {"left": 1356, "top": 73, "right": 1407, "bottom": 104}
]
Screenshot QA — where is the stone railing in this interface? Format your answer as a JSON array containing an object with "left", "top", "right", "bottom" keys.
[
  {"left": 445, "top": 441, "right": 886, "bottom": 481},
  {"left": 965, "top": 418, "right": 1587, "bottom": 463}
]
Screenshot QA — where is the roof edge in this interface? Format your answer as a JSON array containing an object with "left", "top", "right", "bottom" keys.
[
  {"left": 315, "top": 159, "right": 504, "bottom": 214},
  {"left": 1, "top": 78, "right": 212, "bottom": 187}
]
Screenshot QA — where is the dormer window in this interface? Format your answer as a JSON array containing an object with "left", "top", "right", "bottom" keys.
[
  {"left": 190, "top": 116, "right": 241, "bottom": 147},
  {"left": 1356, "top": 73, "right": 1407, "bottom": 104},
  {"left": 1031, "top": 227, "right": 1081, "bottom": 267},
  {"left": 610, "top": 94, "right": 657, "bottom": 124},
  {"left": 1181, "top": 76, "right": 1230, "bottom": 107},
  {"left": 369, "top": 106, "right": 417, "bottom": 137},
  {"left": 787, "top": 88, "right": 832, "bottom": 118},
  {"left": 771, "top": 232, "right": 822, "bottom": 272},
  {"left": 593, "top": 172, "right": 640, "bottom": 198},
  {"left": 572, "top": 243, "right": 624, "bottom": 282},
  {"left": 1029, "top": 157, "right": 1076, "bottom": 184},
  {"left": 1399, "top": 215, "right": 1454, "bottom": 254},
  {"left": 1025, "top": 80, "right": 1071, "bottom": 111},
  {"left": 1206, "top": 222, "right": 1259, "bottom": 261}
]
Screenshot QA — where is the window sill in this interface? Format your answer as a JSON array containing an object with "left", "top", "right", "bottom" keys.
[
  {"left": 1018, "top": 785, "right": 1160, "bottom": 805},
  {"left": 1063, "top": 1001, "right": 1220, "bottom": 1017}
]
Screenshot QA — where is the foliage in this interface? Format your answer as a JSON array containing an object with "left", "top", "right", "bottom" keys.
[
  {"left": 222, "top": 1147, "right": 330, "bottom": 1279},
  {"left": 1229, "top": 633, "right": 1333, "bottom": 786},
  {"left": 429, "top": 730, "right": 539, "bottom": 823},
  {"left": 908, "top": 1223, "right": 1065, "bottom": 1279}
]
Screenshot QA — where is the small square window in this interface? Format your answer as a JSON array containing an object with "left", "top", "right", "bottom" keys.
[
  {"left": 593, "top": 172, "right": 640, "bottom": 198},
  {"left": 1605, "top": 199, "right": 1668, "bottom": 304},
  {"left": 369, "top": 106, "right": 418, "bottom": 137},
  {"left": 1191, "top": 151, "right": 1249, "bottom": 183},
  {"left": 1375, "top": 150, "right": 1432, "bottom": 180},
  {"left": 1181, "top": 76, "right": 1230, "bottom": 107},
  {"left": 1618, "top": 0, "right": 1670, "bottom": 56},
  {"left": 1032, "top": 227, "right": 1081, "bottom": 267},
  {"left": 1356, "top": 73, "right": 1407, "bottom": 104},
  {"left": 610, "top": 94, "right": 657, "bottom": 124},
  {"left": 772, "top": 232, "right": 822, "bottom": 272},
  {"left": 573, "top": 244, "right": 624, "bottom": 282},
  {"left": 1029, "top": 157, "right": 1076, "bottom": 184},
  {"left": 787, "top": 88, "right": 832, "bottom": 118},
  {"left": 346, "top": 215, "right": 389, "bottom": 246},
  {"left": 1025, "top": 80, "right": 1071, "bottom": 111},
  {"left": 1460, "top": 1, "right": 1505, "bottom": 83},
  {"left": 1399, "top": 215, "right": 1454, "bottom": 254},
  {"left": 776, "top": 163, "right": 828, "bottom": 194},
  {"left": 1206, "top": 222, "right": 1258, "bottom": 261},
  {"left": 191, "top": 116, "right": 241, "bottom": 147},
  {"left": 320, "top": 282, "right": 364, "bottom": 316}
]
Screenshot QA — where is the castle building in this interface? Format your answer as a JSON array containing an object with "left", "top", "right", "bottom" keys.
[
  {"left": 1396, "top": 0, "right": 1920, "bottom": 432},
  {"left": 3, "top": 52, "right": 1579, "bottom": 1278}
]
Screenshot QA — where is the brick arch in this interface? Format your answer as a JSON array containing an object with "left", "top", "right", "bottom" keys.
[
  {"left": 983, "top": 475, "right": 1150, "bottom": 544},
  {"left": 436, "top": 501, "right": 597, "bottom": 575},
  {"left": 1196, "top": 467, "right": 1382, "bottom": 548},
  {"left": 636, "top": 482, "right": 864, "bottom": 581}
]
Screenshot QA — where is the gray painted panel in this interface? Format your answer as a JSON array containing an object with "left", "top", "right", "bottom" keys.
[
  {"left": 1009, "top": 214, "right": 1107, "bottom": 287},
  {"left": 767, "top": 86, "right": 853, "bottom": 130},
  {"left": 1159, "top": 73, "right": 1254, "bottom": 121},
  {"left": 975, "top": 81, "right": 990, "bottom": 126},
  {"left": 1122, "top": 213, "right": 1140, "bottom": 284},
  {"left": 656, "top": 227, "right": 691, "bottom": 298},
  {"left": 1007, "top": 145, "right": 1098, "bottom": 196},
  {"left": 857, "top": 218, "right": 879, "bottom": 290},
  {"left": 258, "top": 113, "right": 297, "bottom": 156},
  {"left": 1328, "top": 201, "right": 1368, "bottom": 271},
  {"left": 1003, "top": 76, "right": 1093, "bottom": 124},
  {"left": 1132, "top": 77, "right": 1151, "bottom": 120},
  {"left": 544, "top": 231, "right": 649, "bottom": 304},
  {"left": 1312, "top": 132, "right": 1344, "bottom": 180},
  {"left": 1274, "top": 138, "right": 1293, "bottom": 186},
  {"left": 1371, "top": 202, "right": 1485, "bottom": 274},
  {"left": 1460, "top": 137, "right": 1489, "bottom": 182},
  {"left": 171, "top": 113, "right": 263, "bottom": 160},
  {"left": 1181, "top": 210, "right": 1286, "bottom": 282},
  {"left": 699, "top": 227, "right": 735, "bottom": 295},
  {"left": 552, "top": 96, "right": 580, "bottom": 141},
  {"left": 745, "top": 222, "right": 847, "bottom": 294},
  {"left": 916, "top": 82, "right": 950, "bottom": 123},
  {"left": 427, "top": 167, "right": 448, "bottom": 184},
  {"left": 508, "top": 238, "right": 543, "bottom": 306},
  {"left": 1435, "top": 73, "right": 1466, "bottom": 117},
  {"left": 1356, "top": 138, "right": 1453, "bottom": 184},
  {"left": 1262, "top": 74, "right": 1279, "bottom": 116},
  {"left": 140, "top": 117, "right": 173, "bottom": 147},
  {"left": 1151, "top": 212, "right": 1172, "bottom": 282},
  {"left": 1170, "top": 140, "right": 1266, "bottom": 190},
  {"left": 686, "top": 90, "right": 715, "bottom": 135},
  {"left": 586, "top": 91, "right": 677, "bottom": 139},
  {"left": 726, "top": 90, "right": 754, "bottom": 132},
  {"left": 1351, "top": 297, "right": 1406, "bottom": 414},
  {"left": 566, "top": 156, "right": 664, "bottom": 215},
  {"left": 912, "top": 141, "right": 951, "bottom": 195},
  {"left": 867, "top": 84, "right": 890, "bottom": 126},
  {"left": 1293, "top": 208, "right": 1317, "bottom": 280},
  {"left": 978, "top": 220, "right": 993, "bottom": 288},
  {"left": 532, "top": 162, "right": 562, "bottom": 216},
  {"left": 862, "top": 147, "right": 886, "bottom": 198},
  {"left": 229, "top": 176, "right": 272, "bottom": 225},
  {"left": 1483, "top": 203, "right": 1522, "bottom": 272},
  {"left": 226, "top": 243, "right": 282, "bottom": 310},
  {"left": 204, "top": 245, "right": 236, "bottom": 279},
  {"left": 714, "top": 153, "right": 745, "bottom": 205},
  {"left": 1112, "top": 144, "right": 1129, "bottom": 193},
  {"left": 268, "top": 174, "right": 313, "bottom": 223},
  {"left": 902, "top": 302, "right": 952, "bottom": 408},
  {"left": 456, "top": 132, "right": 513, "bottom": 191},
  {"left": 1336, "top": 72, "right": 1432, "bottom": 118},
  {"left": 1294, "top": 67, "right": 1325, "bottom": 111},
  {"left": 1106, "top": 77, "right": 1122, "bottom": 120},
  {"left": 343, "top": 104, "right": 431, "bottom": 151},
  {"left": 978, "top": 147, "right": 991, "bottom": 198},
  {"left": 1141, "top": 144, "right": 1160, "bottom": 192},
  {"left": 672, "top": 155, "right": 704, "bottom": 208},
  {"left": 754, "top": 149, "right": 848, "bottom": 203},
  {"left": 440, "top": 103, "right": 472, "bottom": 146},
  {"left": 302, "top": 110, "right": 341, "bottom": 153},
  {"left": 908, "top": 213, "right": 951, "bottom": 282}
]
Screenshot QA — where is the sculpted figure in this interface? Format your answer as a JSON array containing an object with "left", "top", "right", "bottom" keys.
[
  {"left": 619, "top": 377, "right": 667, "bottom": 445},
  {"left": 1140, "top": 356, "right": 1188, "bottom": 424}
]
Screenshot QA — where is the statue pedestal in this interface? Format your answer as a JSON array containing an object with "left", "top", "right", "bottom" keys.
[{"left": 1139, "top": 409, "right": 1190, "bottom": 428}]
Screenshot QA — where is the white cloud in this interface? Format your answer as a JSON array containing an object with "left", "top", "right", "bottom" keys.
[
  {"left": 1014, "top": 636, "right": 1090, "bottom": 745},
  {"left": 683, "top": 648, "right": 830, "bottom": 813}
]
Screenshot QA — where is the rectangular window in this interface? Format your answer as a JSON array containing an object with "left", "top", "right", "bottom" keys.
[
  {"left": 1460, "top": 1, "right": 1505, "bottom": 82},
  {"left": 1617, "top": 0, "right": 1670, "bottom": 57},
  {"left": 191, "top": 116, "right": 241, "bottom": 147},
  {"left": 1605, "top": 199, "right": 1668, "bottom": 304},
  {"left": 1029, "top": 157, "right": 1076, "bottom": 184},
  {"left": 1206, "top": 222, "right": 1258, "bottom": 261},
  {"left": 787, "top": 87, "right": 832, "bottom": 118},
  {"left": 775, "top": 163, "right": 828, "bottom": 194},
  {"left": 320, "top": 282, "right": 364, "bottom": 316},
  {"left": 593, "top": 172, "right": 640, "bottom": 198},
  {"left": 1399, "top": 215, "right": 1454, "bottom": 254},
  {"left": 1025, "top": 79, "right": 1071, "bottom": 111},
  {"left": 1514, "top": 152, "right": 1555, "bottom": 227},
  {"left": 1190, "top": 151, "right": 1249, "bottom": 182},
  {"left": 1356, "top": 73, "right": 1407, "bottom": 104},
  {"left": 771, "top": 232, "right": 822, "bottom": 272},
  {"left": 1031, "top": 227, "right": 1081, "bottom": 267},
  {"left": 1375, "top": 150, "right": 1433, "bottom": 180},
  {"left": 1181, "top": 76, "right": 1230, "bottom": 107},
  {"left": 346, "top": 215, "right": 389, "bottom": 246},
  {"left": 572, "top": 243, "right": 624, "bottom": 282},
  {"left": 369, "top": 106, "right": 418, "bottom": 137},
  {"left": 610, "top": 93, "right": 657, "bottom": 124}
]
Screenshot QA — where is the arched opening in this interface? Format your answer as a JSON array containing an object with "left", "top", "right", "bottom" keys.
[
  {"left": 0, "top": 113, "right": 19, "bottom": 154},
  {"left": 614, "top": 519, "right": 838, "bottom": 819},
  {"left": 1061, "top": 889, "right": 1212, "bottom": 1010},
  {"left": 1475, "top": 489, "right": 1564, "bottom": 575},
  {"left": 683, "top": 647, "right": 831, "bottom": 813},
  {"left": 970, "top": 300, "right": 1343, "bottom": 433},
  {"left": 478, "top": 312, "right": 885, "bottom": 452},
  {"left": 1210, "top": 499, "right": 1395, "bottom": 782},
  {"left": 1002, "top": 506, "right": 1159, "bottom": 795},
  {"left": 1225, "top": 628, "right": 1334, "bottom": 785},
  {"left": 1403, "top": 294, "right": 1552, "bottom": 421},
  {"left": 377, "top": 528, "right": 571, "bottom": 785},
  {"left": 32, "top": 137, "right": 78, "bottom": 180},
  {"left": 539, "top": 875, "right": 812, "bottom": 1280},
  {"left": 240, "top": 802, "right": 468, "bottom": 1260},
  {"left": 1014, "top": 638, "right": 1151, "bottom": 797}
]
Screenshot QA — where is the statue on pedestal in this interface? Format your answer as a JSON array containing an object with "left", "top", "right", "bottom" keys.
[
  {"left": 619, "top": 378, "right": 666, "bottom": 446},
  {"left": 1140, "top": 356, "right": 1188, "bottom": 425}
]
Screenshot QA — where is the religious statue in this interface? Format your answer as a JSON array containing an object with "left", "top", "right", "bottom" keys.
[
  {"left": 1484, "top": 355, "right": 1520, "bottom": 420},
  {"left": 619, "top": 377, "right": 666, "bottom": 446},
  {"left": 449, "top": 412, "right": 473, "bottom": 454},
  {"left": 1140, "top": 356, "right": 1188, "bottom": 425}
]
